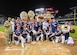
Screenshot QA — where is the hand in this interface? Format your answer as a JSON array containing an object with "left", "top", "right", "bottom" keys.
[
  {"left": 18, "top": 36, "right": 21, "bottom": 39},
  {"left": 22, "top": 32, "right": 25, "bottom": 34}
]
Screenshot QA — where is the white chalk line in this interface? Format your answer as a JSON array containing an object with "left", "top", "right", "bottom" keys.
[
  {"left": 4, "top": 44, "right": 30, "bottom": 51},
  {"left": 4, "top": 44, "right": 30, "bottom": 55}
]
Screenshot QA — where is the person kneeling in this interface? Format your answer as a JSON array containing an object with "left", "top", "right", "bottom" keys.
[
  {"left": 36, "top": 27, "right": 43, "bottom": 41},
  {"left": 55, "top": 29, "right": 62, "bottom": 43},
  {"left": 67, "top": 37, "right": 74, "bottom": 46},
  {"left": 22, "top": 26, "right": 32, "bottom": 43},
  {"left": 13, "top": 26, "right": 25, "bottom": 48}
]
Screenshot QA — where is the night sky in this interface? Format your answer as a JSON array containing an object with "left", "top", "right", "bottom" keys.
[{"left": 0, "top": 0, "right": 77, "bottom": 17}]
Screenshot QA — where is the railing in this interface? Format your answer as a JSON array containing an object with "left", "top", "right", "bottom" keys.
[{"left": 56, "top": 18, "right": 77, "bottom": 21}]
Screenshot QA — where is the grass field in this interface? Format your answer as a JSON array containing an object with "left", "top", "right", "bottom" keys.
[
  {"left": 70, "top": 26, "right": 77, "bottom": 38},
  {"left": 0, "top": 26, "right": 5, "bottom": 32},
  {"left": 0, "top": 26, "right": 77, "bottom": 38}
]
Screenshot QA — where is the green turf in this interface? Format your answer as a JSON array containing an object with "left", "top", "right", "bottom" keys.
[
  {"left": 0, "top": 26, "right": 5, "bottom": 32},
  {"left": 70, "top": 26, "right": 77, "bottom": 38},
  {"left": 0, "top": 26, "right": 77, "bottom": 38}
]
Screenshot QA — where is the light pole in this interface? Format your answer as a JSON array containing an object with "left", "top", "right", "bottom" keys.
[
  {"left": 74, "top": 8, "right": 76, "bottom": 25},
  {"left": 70, "top": 6, "right": 77, "bottom": 25}
]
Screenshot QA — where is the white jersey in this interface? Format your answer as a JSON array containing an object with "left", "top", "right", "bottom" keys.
[
  {"left": 42, "top": 21, "right": 49, "bottom": 30},
  {"left": 67, "top": 37, "right": 74, "bottom": 44},
  {"left": 10, "top": 21, "right": 15, "bottom": 32},
  {"left": 61, "top": 25, "right": 70, "bottom": 33},
  {"left": 32, "top": 30, "right": 37, "bottom": 34}
]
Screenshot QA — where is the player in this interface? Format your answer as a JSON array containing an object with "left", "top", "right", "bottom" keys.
[
  {"left": 46, "top": 25, "right": 54, "bottom": 41},
  {"left": 61, "top": 22, "right": 70, "bottom": 43},
  {"left": 51, "top": 19, "right": 59, "bottom": 33},
  {"left": 29, "top": 23, "right": 36, "bottom": 41},
  {"left": 42, "top": 28, "right": 48, "bottom": 41},
  {"left": 22, "top": 25, "right": 32, "bottom": 43},
  {"left": 13, "top": 26, "right": 24, "bottom": 48},
  {"left": 10, "top": 18, "right": 15, "bottom": 43},
  {"left": 42, "top": 19, "right": 49, "bottom": 31},
  {"left": 55, "top": 28, "right": 62, "bottom": 43},
  {"left": 67, "top": 37, "right": 74, "bottom": 46},
  {"left": 36, "top": 27, "right": 43, "bottom": 41}
]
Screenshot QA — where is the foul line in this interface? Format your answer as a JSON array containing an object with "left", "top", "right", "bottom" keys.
[{"left": 4, "top": 44, "right": 30, "bottom": 51}]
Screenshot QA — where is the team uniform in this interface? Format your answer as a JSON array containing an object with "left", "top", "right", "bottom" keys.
[
  {"left": 46, "top": 25, "right": 52, "bottom": 41},
  {"left": 29, "top": 25, "right": 37, "bottom": 41},
  {"left": 19, "top": 20, "right": 24, "bottom": 30},
  {"left": 36, "top": 27, "right": 43, "bottom": 41},
  {"left": 67, "top": 37, "right": 74, "bottom": 46},
  {"left": 47, "top": 32, "right": 55, "bottom": 41},
  {"left": 61, "top": 24, "right": 70, "bottom": 43},
  {"left": 51, "top": 21, "right": 58, "bottom": 33},
  {"left": 42, "top": 28, "right": 48, "bottom": 41},
  {"left": 14, "top": 20, "right": 20, "bottom": 30},
  {"left": 34, "top": 22, "right": 38, "bottom": 31},
  {"left": 38, "top": 22, "right": 42, "bottom": 30},
  {"left": 13, "top": 26, "right": 24, "bottom": 48},
  {"left": 10, "top": 20, "right": 15, "bottom": 43},
  {"left": 42, "top": 21, "right": 49, "bottom": 31},
  {"left": 55, "top": 29, "right": 62, "bottom": 43},
  {"left": 22, "top": 27, "right": 31, "bottom": 43}
]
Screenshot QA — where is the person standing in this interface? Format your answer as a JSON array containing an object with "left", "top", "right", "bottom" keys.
[
  {"left": 51, "top": 19, "right": 59, "bottom": 33},
  {"left": 4, "top": 17, "right": 12, "bottom": 45},
  {"left": 10, "top": 18, "right": 15, "bottom": 32},
  {"left": 10, "top": 18, "right": 15, "bottom": 43}
]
